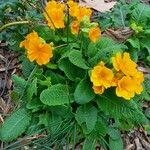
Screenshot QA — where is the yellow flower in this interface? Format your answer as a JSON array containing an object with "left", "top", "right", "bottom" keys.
[
  {"left": 44, "top": 1, "right": 65, "bottom": 29},
  {"left": 132, "top": 71, "right": 144, "bottom": 94},
  {"left": 90, "top": 61, "right": 114, "bottom": 88},
  {"left": 92, "top": 85, "right": 105, "bottom": 94},
  {"left": 68, "top": 1, "right": 80, "bottom": 18},
  {"left": 20, "top": 31, "right": 53, "bottom": 65},
  {"left": 112, "top": 52, "right": 144, "bottom": 100},
  {"left": 89, "top": 27, "right": 101, "bottom": 43},
  {"left": 68, "top": 1, "right": 92, "bottom": 22},
  {"left": 115, "top": 71, "right": 144, "bottom": 100},
  {"left": 116, "top": 76, "right": 136, "bottom": 100},
  {"left": 112, "top": 52, "right": 137, "bottom": 76},
  {"left": 77, "top": 7, "right": 92, "bottom": 22},
  {"left": 90, "top": 52, "right": 144, "bottom": 99},
  {"left": 70, "top": 21, "right": 80, "bottom": 34},
  {"left": 112, "top": 52, "right": 122, "bottom": 72}
]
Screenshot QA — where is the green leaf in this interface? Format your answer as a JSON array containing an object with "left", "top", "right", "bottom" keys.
[
  {"left": 144, "top": 29, "right": 150, "bottom": 34},
  {"left": 127, "top": 38, "right": 140, "bottom": 50},
  {"left": 35, "top": 26, "right": 54, "bottom": 41},
  {"left": 40, "top": 84, "right": 70, "bottom": 106},
  {"left": 58, "top": 58, "right": 86, "bottom": 81},
  {"left": 95, "top": 117, "right": 108, "bottom": 137},
  {"left": 38, "top": 77, "right": 51, "bottom": 88},
  {"left": 128, "top": 50, "right": 138, "bottom": 62},
  {"left": 87, "top": 42, "right": 98, "bottom": 58},
  {"left": 74, "top": 79, "right": 95, "bottom": 104},
  {"left": 45, "top": 70, "right": 66, "bottom": 84},
  {"left": 141, "top": 38, "right": 150, "bottom": 54},
  {"left": 26, "top": 117, "right": 42, "bottom": 135},
  {"left": 87, "top": 37, "right": 126, "bottom": 66},
  {"left": 96, "top": 13, "right": 112, "bottom": 31},
  {"left": 108, "top": 128, "right": 121, "bottom": 140},
  {"left": 109, "top": 131, "right": 123, "bottom": 150},
  {"left": 131, "top": 3, "right": 150, "bottom": 24},
  {"left": 0, "top": 108, "right": 31, "bottom": 142},
  {"left": 50, "top": 106, "right": 73, "bottom": 119},
  {"left": 68, "top": 50, "right": 89, "bottom": 69},
  {"left": 97, "top": 90, "right": 148, "bottom": 124},
  {"left": 130, "top": 22, "right": 143, "bottom": 34},
  {"left": 143, "top": 76, "right": 150, "bottom": 101},
  {"left": 83, "top": 133, "right": 96, "bottom": 150},
  {"left": 39, "top": 113, "right": 50, "bottom": 127},
  {"left": 26, "top": 98, "right": 43, "bottom": 110},
  {"left": 75, "top": 104, "right": 98, "bottom": 134},
  {"left": 47, "top": 113, "right": 62, "bottom": 134},
  {"left": 112, "top": 4, "right": 129, "bottom": 27},
  {"left": 27, "top": 78, "right": 37, "bottom": 101},
  {"left": 145, "top": 108, "right": 150, "bottom": 119},
  {"left": 22, "top": 58, "right": 35, "bottom": 78},
  {"left": 46, "top": 62, "right": 58, "bottom": 69},
  {"left": 12, "top": 74, "right": 27, "bottom": 96}
]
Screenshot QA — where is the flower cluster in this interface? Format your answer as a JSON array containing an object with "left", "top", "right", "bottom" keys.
[
  {"left": 43, "top": 0, "right": 101, "bottom": 42},
  {"left": 112, "top": 52, "right": 144, "bottom": 99},
  {"left": 68, "top": 1, "right": 92, "bottom": 22},
  {"left": 90, "top": 52, "right": 144, "bottom": 100},
  {"left": 44, "top": 1, "right": 65, "bottom": 29},
  {"left": 20, "top": 31, "right": 53, "bottom": 65},
  {"left": 20, "top": 1, "right": 102, "bottom": 66},
  {"left": 68, "top": 1, "right": 101, "bottom": 42}
]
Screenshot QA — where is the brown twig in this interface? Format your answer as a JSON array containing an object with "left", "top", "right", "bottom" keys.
[{"left": 0, "top": 65, "right": 21, "bottom": 72}]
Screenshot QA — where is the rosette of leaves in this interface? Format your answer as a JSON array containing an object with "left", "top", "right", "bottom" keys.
[
  {"left": 1, "top": 2, "right": 149, "bottom": 150},
  {"left": 1, "top": 34, "right": 148, "bottom": 150}
]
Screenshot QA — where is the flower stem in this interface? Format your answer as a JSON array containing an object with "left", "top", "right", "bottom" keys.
[
  {"left": 66, "top": 3, "right": 70, "bottom": 44},
  {"left": 55, "top": 43, "right": 68, "bottom": 49},
  {"left": 19, "top": 65, "right": 37, "bottom": 102},
  {"left": 0, "top": 21, "right": 30, "bottom": 32}
]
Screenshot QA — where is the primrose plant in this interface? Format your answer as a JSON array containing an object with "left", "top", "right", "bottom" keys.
[{"left": 0, "top": 1, "right": 148, "bottom": 149}]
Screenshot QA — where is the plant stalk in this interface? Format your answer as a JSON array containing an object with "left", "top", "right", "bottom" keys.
[{"left": 0, "top": 21, "right": 30, "bottom": 32}]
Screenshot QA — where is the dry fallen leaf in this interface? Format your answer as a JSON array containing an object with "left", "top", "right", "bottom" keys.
[
  {"left": 0, "top": 114, "right": 4, "bottom": 123},
  {"left": 0, "top": 96, "right": 13, "bottom": 114},
  {"left": 79, "top": 0, "right": 117, "bottom": 12},
  {"left": 103, "top": 27, "right": 134, "bottom": 43},
  {"left": 0, "top": 97, "right": 7, "bottom": 113}
]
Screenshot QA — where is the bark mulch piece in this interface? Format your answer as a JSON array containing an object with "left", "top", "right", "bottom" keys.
[
  {"left": 0, "top": 41, "right": 21, "bottom": 120},
  {"left": 0, "top": 42, "right": 21, "bottom": 99},
  {"left": 123, "top": 128, "right": 150, "bottom": 150}
]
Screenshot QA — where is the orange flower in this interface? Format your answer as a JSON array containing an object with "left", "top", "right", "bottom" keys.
[
  {"left": 44, "top": 1, "right": 65, "bottom": 29},
  {"left": 92, "top": 85, "right": 105, "bottom": 94},
  {"left": 77, "top": 7, "right": 92, "bottom": 22},
  {"left": 90, "top": 52, "right": 144, "bottom": 99},
  {"left": 20, "top": 31, "right": 53, "bottom": 65},
  {"left": 68, "top": 1, "right": 92, "bottom": 22},
  {"left": 132, "top": 71, "right": 144, "bottom": 94},
  {"left": 116, "top": 76, "right": 136, "bottom": 100},
  {"left": 112, "top": 52, "right": 144, "bottom": 100},
  {"left": 112, "top": 52, "right": 137, "bottom": 76},
  {"left": 115, "top": 71, "right": 144, "bottom": 100},
  {"left": 68, "top": 1, "right": 80, "bottom": 18},
  {"left": 89, "top": 27, "right": 101, "bottom": 43},
  {"left": 90, "top": 61, "right": 114, "bottom": 88},
  {"left": 71, "top": 21, "right": 80, "bottom": 34}
]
